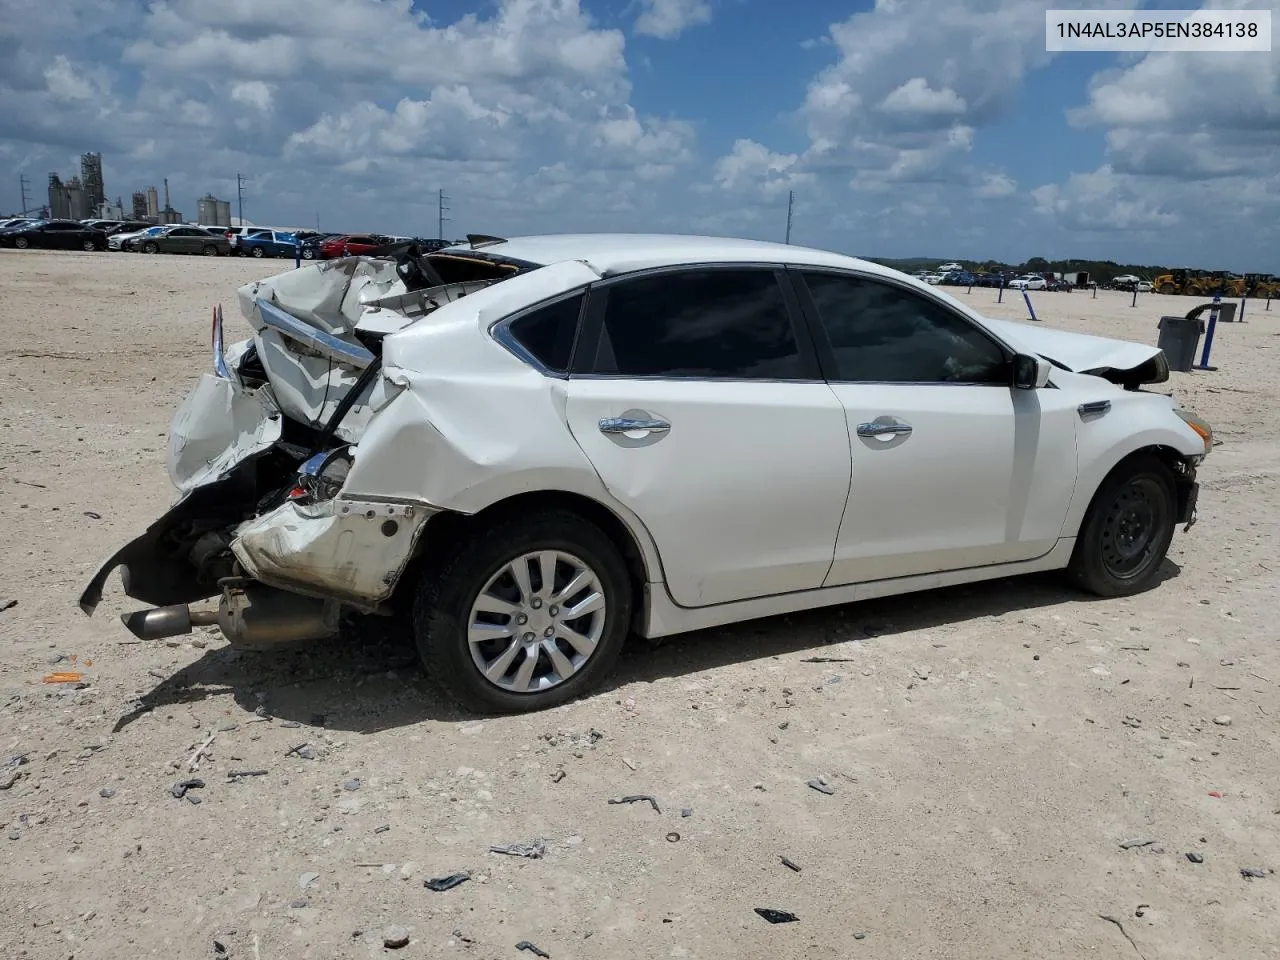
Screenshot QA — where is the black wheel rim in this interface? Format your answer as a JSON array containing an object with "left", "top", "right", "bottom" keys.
[{"left": 1099, "top": 477, "right": 1168, "bottom": 580}]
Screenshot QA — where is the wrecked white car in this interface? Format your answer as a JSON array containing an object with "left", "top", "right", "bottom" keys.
[{"left": 81, "top": 234, "right": 1213, "bottom": 713}]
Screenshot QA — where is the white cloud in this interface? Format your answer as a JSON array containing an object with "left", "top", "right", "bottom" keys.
[
  {"left": 634, "top": 0, "right": 712, "bottom": 39},
  {"left": 230, "top": 81, "right": 273, "bottom": 112},
  {"left": 879, "top": 78, "right": 967, "bottom": 117},
  {"left": 976, "top": 172, "right": 1017, "bottom": 198},
  {"left": 712, "top": 139, "right": 811, "bottom": 198}
]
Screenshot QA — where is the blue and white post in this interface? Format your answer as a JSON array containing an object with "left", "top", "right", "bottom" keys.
[
  {"left": 1195, "top": 293, "right": 1222, "bottom": 371},
  {"left": 1023, "top": 288, "right": 1039, "bottom": 321},
  {"left": 1239, "top": 295, "right": 1246, "bottom": 323},
  {"left": 997, "top": 277, "right": 1004, "bottom": 304},
  {"left": 294, "top": 238, "right": 302, "bottom": 269}
]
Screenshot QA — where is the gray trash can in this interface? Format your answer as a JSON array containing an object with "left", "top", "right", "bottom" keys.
[{"left": 1157, "top": 315, "right": 1205, "bottom": 372}]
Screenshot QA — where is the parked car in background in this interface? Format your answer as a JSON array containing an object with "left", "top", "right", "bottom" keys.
[
  {"left": 0, "top": 218, "right": 107, "bottom": 251},
  {"left": 0, "top": 217, "right": 38, "bottom": 231},
  {"left": 318, "top": 233, "right": 392, "bottom": 258},
  {"left": 133, "top": 225, "right": 230, "bottom": 256},
  {"left": 238, "top": 229, "right": 303, "bottom": 258},
  {"left": 1008, "top": 274, "right": 1047, "bottom": 291},
  {"left": 937, "top": 262, "right": 963, "bottom": 273},
  {"left": 116, "top": 225, "right": 169, "bottom": 251},
  {"left": 1047, "top": 278, "right": 1073, "bottom": 292},
  {"left": 298, "top": 232, "right": 341, "bottom": 260},
  {"left": 105, "top": 221, "right": 155, "bottom": 237},
  {"left": 84, "top": 234, "right": 1211, "bottom": 713}
]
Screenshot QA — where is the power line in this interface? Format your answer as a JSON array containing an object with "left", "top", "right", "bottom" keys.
[
  {"left": 784, "top": 190, "right": 794, "bottom": 245},
  {"left": 438, "top": 188, "right": 450, "bottom": 240},
  {"left": 236, "top": 172, "right": 250, "bottom": 226}
]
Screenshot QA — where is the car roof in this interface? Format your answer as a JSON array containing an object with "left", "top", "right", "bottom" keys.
[{"left": 448, "top": 233, "right": 880, "bottom": 277}]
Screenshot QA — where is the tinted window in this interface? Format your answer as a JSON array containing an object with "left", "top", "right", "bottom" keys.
[
  {"left": 802, "top": 272, "right": 1008, "bottom": 384},
  {"left": 505, "top": 293, "right": 583, "bottom": 374},
  {"left": 595, "top": 269, "right": 804, "bottom": 379},
  {"left": 45, "top": 222, "right": 76, "bottom": 231}
]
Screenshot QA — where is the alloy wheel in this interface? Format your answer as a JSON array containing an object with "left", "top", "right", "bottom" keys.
[{"left": 466, "top": 550, "right": 607, "bottom": 694}]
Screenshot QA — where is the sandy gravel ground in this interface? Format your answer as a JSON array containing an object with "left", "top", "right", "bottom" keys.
[{"left": 1, "top": 249, "right": 1278, "bottom": 960}]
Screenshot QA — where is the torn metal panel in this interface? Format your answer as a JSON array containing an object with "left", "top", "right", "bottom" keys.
[
  {"left": 167, "top": 373, "right": 282, "bottom": 492},
  {"left": 230, "top": 497, "right": 434, "bottom": 608}
]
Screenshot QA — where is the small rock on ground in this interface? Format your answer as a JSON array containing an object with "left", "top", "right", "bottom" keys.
[{"left": 384, "top": 925, "right": 411, "bottom": 949}]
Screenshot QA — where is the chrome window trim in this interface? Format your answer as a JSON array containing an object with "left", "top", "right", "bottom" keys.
[{"left": 255, "top": 296, "right": 376, "bottom": 369}]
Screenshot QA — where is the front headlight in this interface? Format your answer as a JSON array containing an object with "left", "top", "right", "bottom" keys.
[{"left": 1175, "top": 408, "right": 1214, "bottom": 456}]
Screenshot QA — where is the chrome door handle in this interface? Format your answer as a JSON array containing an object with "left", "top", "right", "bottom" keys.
[
  {"left": 857, "top": 421, "right": 912, "bottom": 437},
  {"left": 599, "top": 416, "right": 671, "bottom": 435}
]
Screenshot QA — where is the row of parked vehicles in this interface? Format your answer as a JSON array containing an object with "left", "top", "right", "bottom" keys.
[
  {"left": 0, "top": 216, "right": 451, "bottom": 260},
  {"left": 913, "top": 266, "right": 1076, "bottom": 291}
]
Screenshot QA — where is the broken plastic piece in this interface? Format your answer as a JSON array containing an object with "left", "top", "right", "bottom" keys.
[
  {"left": 755, "top": 908, "right": 799, "bottom": 924},
  {"left": 489, "top": 840, "right": 546, "bottom": 859},
  {"left": 424, "top": 872, "right": 471, "bottom": 892},
  {"left": 171, "top": 778, "right": 205, "bottom": 800},
  {"left": 1240, "top": 867, "right": 1269, "bottom": 879},
  {"left": 515, "top": 941, "right": 550, "bottom": 958},
  {"left": 806, "top": 779, "right": 834, "bottom": 796},
  {"left": 42, "top": 672, "right": 83, "bottom": 684},
  {"left": 780, "top": 856, "right": 802, "bottom": 872},
  {"left": 608, "top": 794, "right": 661, "bottom": 814}
]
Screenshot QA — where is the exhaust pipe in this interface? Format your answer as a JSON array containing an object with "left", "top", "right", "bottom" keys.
[
  {"left": 121, "top": 581, "right": 340, "bottom": 650},
  {"left": 121, "top": 605, "right": 217, "bottom": 641}
]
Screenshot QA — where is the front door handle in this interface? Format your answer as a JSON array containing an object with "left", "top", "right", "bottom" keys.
[
  {"left": 857, "top": 421, "right": 912, "bottom": 438},
  {"left": 599, "top": 416, "right": 671, "bottom": 436}
]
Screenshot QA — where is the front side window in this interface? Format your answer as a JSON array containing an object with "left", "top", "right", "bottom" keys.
[
  {"left": 594, "top": 268, "right": 805, "bottom": 379},
  {"left": 801, "top": 272, "right": 1008, "bottom": 384},
  {"left": 504, "top": 293, "right": 583, "bottom": 374}
]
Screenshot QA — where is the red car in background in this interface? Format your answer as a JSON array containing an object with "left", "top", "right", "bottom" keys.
[{"left": 318, "top": 234, "right": 391, "bottom": 259}]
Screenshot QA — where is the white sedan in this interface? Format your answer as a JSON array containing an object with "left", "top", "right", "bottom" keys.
[
  {"left": 1008, "top": 274, "right": 1047, "bottom": 290},
  {"left": 83, "top": 234, "right": 1213, "bottom": 713}
]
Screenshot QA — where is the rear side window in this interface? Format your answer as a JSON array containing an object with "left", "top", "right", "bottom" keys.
[
  {"left": 594, "top": 268, "right": 805, "bottom": 379},
  {"left": 504, "top": 293, "right": 583, "bottom": 374}
]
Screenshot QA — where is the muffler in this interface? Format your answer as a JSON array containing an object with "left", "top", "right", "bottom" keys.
[{"left": 121, "top": 580, "right": 340, "bottom": 651}]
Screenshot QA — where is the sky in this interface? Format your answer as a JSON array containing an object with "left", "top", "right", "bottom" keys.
[{"left": 0, "top": 0, "right": 1277, "bottom": 269}]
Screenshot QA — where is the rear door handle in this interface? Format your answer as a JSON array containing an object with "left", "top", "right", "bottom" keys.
[
  {"left": 599, "top": 416, "right": 671, "bottom": 435},
  {"left": 857, "top": 421, "right": 912, "bottom": 437}
]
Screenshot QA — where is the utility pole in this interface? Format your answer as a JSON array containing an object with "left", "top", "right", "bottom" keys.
[
  {"left": 19, "top": 174, "right": 31, "bottom": 216},
  {"left": 784, "top": 190, "right": 794, "bottom": 245},
  {"left": 236, "top": 172, "right": 250, "bottom": 226},
  {"left": 438, "top": 188, "right": 450, "bottom": 240}
]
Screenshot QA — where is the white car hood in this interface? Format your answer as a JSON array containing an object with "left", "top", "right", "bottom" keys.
[{"left": 982, "top": 317, "right": 1166, "bottom": 379}]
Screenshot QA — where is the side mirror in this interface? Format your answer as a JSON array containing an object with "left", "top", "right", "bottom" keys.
[{"left": 1012, "top": 353, "right": 1051, "bottom": 390}]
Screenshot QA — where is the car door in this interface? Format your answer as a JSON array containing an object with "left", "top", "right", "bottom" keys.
[
  {"left": 792, "top": 269, "right": 1079, "bottom": 586},
  {"left": 41, "top": 222, "right": 71, "bottom": 249},
  {"left": 561, "top": 265, "right": 852, "bottom": 608}
]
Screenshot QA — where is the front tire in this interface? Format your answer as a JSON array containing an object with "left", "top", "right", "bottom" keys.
[
  {"left": 202, "top": 244, "right": 218, "bottom": 256},
  {"left": 413, "top": 510, "right": 632, "bottom": 714},
  {"left": 81, "top": 239, "right": 96, "bottom": 252},
  {"left": 1067, "top": 454, "right": 1177, "bottom": 597},
  {"left": 301, "top": 247, "right": 315, "bottom": 260},
  {"left": 143, "top": 242, "right": 158, "bottom": 254},
  {"left": 14, "top": 237, "right": 29, "bottom": 249}
]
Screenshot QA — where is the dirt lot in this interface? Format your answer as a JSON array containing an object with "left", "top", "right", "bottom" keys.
[{"left": 1, "top": 249, "right": 1278, "bottom": 960}]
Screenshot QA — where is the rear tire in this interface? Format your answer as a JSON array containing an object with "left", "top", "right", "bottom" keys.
[
  {"left": 14, "top": 237, "right": 29, "bottom": 249},
  {"left": 143, "top": 242, "right": 158, "bottom": 254},
  {"left": 413, "top": 510, "right": 631, "bottom": 714},
  {"left": 1067, "top": 454, "right": 1177, "bottom": 597},
  {"left": 81, "top": 239, "right": 96, "bottom": 252},
  {"left": 251, "top": 246, "right": 264, "bottom": 258},
  {"left": 202, "top": 244, "right": 218, "bottom": 256}
]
